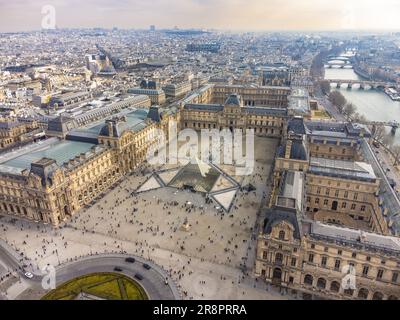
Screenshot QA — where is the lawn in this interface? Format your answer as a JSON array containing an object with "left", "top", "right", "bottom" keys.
[{"left": 42, "top": 272, "right": 148, "bottom": 300}]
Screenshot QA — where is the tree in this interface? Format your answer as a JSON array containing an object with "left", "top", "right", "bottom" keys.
[
  {"left": 382, "top": 133, "right": 395, "bottom": 147},
  {"left": 392, "top": 145, "right": 400, "bottom": 166},
  {"left": 319, "top": 80, "right": 331, "bottom": 95},
  {"left": 344, "top": 103, "right": 357, "bottom": 118},
  {"left": 328, "top": 91, "right": 347, "bottom": 112},
  {"left": 372, "top": 124, "right": 386, "bottom": 141}
]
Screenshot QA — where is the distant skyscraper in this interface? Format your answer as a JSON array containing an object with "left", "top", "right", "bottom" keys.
[{"left": 150, "top": 25, "right": 155, "bottom": 31}]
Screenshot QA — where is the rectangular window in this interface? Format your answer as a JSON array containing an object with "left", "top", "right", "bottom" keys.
[
  {"left": 392, "top": 272, "right": 398, "bottom": 283},
  {"left": 315, "top": 198, "right": 320, "bottom": 204},
  {"left": 362, "top": 266, "right": 369, "bottom": 276},
  {"left": 361, "top": 205, "right": 366, "bottom": 212},
  {"left": 308, "top": 254, "right": 314, "bottom": 263},
  {"left": 324, "top": 199, "right": 328, "bottom": 206},
  {"left": 377, "top": 269, "right": 384, "bottom": 280},
  {"left": 262, "top": 251, "right": 268, "bottom": 259},
  {"left": 291, "top": 258, "right": 297, "bottom": 267},
  {"left": 351, "top": 204, "right": 356, "bottom": 210},
  {"left": 335, "top": 259, "right": 341, "bottom": 270},
  {"left": 321, "top": 256, "right": 327, "bottom": 267},
  {"left": 335, "top": 190, "right": 339, "bottom": 197}
]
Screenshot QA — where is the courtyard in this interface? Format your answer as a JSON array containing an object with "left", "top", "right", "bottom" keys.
[{"left": 0, "top": 136, "right": 287, "bottom": 300}]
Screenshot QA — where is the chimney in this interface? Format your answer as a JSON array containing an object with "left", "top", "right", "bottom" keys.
[
  {"left": 107, "top": 121, "right": 113, "bottom": 137},
  {"left": 285, "top": 140, "right": 292, "bottom": 159}
]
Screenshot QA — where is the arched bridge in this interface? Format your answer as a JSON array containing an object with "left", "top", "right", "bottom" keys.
[
  {"left": 327, "top": 55, "right": 350, "bottom": 61},
  {"left": 326, "top": 79, "right": 390, "bottom": 90}
]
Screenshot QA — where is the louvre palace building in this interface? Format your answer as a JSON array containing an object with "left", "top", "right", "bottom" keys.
[{"left": 0, "top": 83, "right": 399, "bottom": 300}]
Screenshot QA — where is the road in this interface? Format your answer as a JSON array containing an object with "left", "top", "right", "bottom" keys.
[
  {"left": 0, "top": 246, "right": 21, "bottom": 273},
  {"left": 51, "top": 254, "right": 179, "bottom": 300},
  {"left": 314, "top": 86, "right": 346, "bottom": 121},
  {"left": 0, "top": 246, "right": 180, "bottom": 299},
  {"left": 0, "top": 240, "right": 26, "bottom": 300}
]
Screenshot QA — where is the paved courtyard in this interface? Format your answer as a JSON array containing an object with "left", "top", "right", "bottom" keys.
[{"left": 0, "top": 136, "right": 291, "bottom": 299}]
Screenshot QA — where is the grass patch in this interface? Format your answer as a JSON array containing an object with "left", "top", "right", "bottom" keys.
[
  {"left": 42, "top": 272, "right": 148, "bottom": 300},
  {"left": 312, "top": 110, "right": 331, "bottom": 119}
]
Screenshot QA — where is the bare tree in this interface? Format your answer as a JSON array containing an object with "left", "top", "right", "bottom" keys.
[
  {"left": 392, "top": 145, "right": 400, "bottom": 166},
  {"left": 344, "top": 103, "right": 357, "bottom": 118},
  {"left": 372, "top": 124, "right": 386, "bottom": 141},
  {"left": 319, "top": 80, "right": 331, "bottom": 95},
  {"left": 328, "top": 91, "right": 347, "bottom": 112},
  {"left": 352, "top": 112, "right": 367, "bottom": 123},
  {"left": 382, "top": 134, "right": 395, "bottom": 147}
]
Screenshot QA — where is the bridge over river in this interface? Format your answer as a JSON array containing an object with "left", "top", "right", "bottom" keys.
[{"left": 326, "top": 79, "right": 391, "bottom": 90}]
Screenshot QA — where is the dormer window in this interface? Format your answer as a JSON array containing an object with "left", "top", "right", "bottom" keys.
[{"left": 279, "top": 230, "right": 285, "bottom": 240}]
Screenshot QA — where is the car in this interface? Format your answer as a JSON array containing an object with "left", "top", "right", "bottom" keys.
[
  {"left": 143, "top": 263, "right": 151, "bottom": 270},
  {"left": 125, "top": 257, "right": 136, "bottom": 263},
  {"left": 114, "top": 267, "right": 123, "bottom": 272},
  {"left": 24, "top": 272, "right": 33, "bottom": 279},
  {"left": 134, "top": 273, "right": 143, "bottom": 281},
  {"left": 164, "top": 278, "right": 169, "bottom": 285}
]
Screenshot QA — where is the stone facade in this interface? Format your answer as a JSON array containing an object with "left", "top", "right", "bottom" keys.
[{"left": 256, "top": 119, "right": 400, "bottom": 300}]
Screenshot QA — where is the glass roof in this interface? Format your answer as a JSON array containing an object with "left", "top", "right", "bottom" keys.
[
  {"left": 79, "top": 108, "right": 149, "bottom": 135},
  {"left": 2, "top": 140, "right": 95, "bottom": 171}
]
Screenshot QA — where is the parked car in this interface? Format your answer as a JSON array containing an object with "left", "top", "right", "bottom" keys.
[
  {"left": 125, "top": 257, "right": 136, "bottom": 263},
  {"left": 24, "top": 272, "right": 33, "bottom": 279},
  {"left": 114, "top": 267, "right": 123, "bottom": 272}
]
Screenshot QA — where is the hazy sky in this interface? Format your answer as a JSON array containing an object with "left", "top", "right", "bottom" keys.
[{"left": 1, "top": 0, "right": 400, "bottom": 32}]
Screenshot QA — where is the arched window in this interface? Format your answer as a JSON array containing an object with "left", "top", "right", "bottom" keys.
[
  {"left": 317, "top": 278, "right": 326, "bottom": 289},
  {"left": 344, "top": 288, "right": 354, "bottom": 296},
  {"left": 372, "top": 292, "right": 384, "bottom": 300},
  {"left": 330, "top": 281, "right": 340, "bottom": 292},
  {"left": 275, "top": 253, "right": 283, "bottom": 264},
  {"left": 304, "top": 274, "right": 313, "bottom": 286},
  {"left": 278, "top": 230, "right": 285, "bottom": 240},
  {"left": 358, "top": 288, "right": 369, "bottom": 299}
]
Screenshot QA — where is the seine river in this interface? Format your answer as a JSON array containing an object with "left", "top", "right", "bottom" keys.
[{"left": 324, "top": 59, "right": 400, "bottom": 144}]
